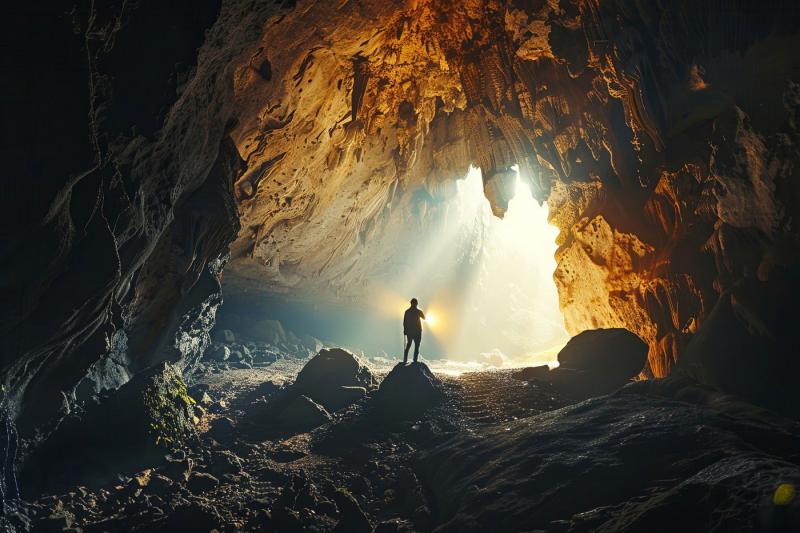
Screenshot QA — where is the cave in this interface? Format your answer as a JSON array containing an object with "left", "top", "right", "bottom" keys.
[{"left": 2, "top": 0, "right": 800, "bottom": 531}]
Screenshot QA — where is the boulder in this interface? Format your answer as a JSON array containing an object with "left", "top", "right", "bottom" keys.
[
  {"left": 21, "top": 363, "right": 197, "bottom": 495},
  {"left": 162, "top": 457, "right": 194, "bottom": 483},
  {"left": 292, "top": 348, "right": 374, "bottom": 411},
  {"left": 207, "top": 450, "right": 243, "bottom": 477},
  {"left": 557, "top": 328, "right": 648, "bottom": 376},
  {"left": 209, "top": 416, "right": 236, "bottom": 444},
  {"left": 275, "top": 396, "right": 332, "bottom": 433},
  {"left": 372, "top": 362, "right": 443, "bottom": 420},
  {"left": 548, "top": 328, "right": 647, "bottom": 399}
]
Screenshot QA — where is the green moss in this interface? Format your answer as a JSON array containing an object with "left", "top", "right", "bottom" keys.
[{"left": 141, "top": 365, "right": 195, "bottom": 447}]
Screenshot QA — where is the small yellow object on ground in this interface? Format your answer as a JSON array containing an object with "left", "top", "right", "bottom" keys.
[{"left": 773, "top": 483, "right": 795, "bottom": 506}]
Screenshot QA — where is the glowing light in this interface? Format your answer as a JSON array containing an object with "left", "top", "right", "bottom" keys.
[
  {"left": 447, "top": 166, "right": 568, "bottom": 360},
  {"left": 424, "top": 312, "right": 437, "bottom": 327},
  {"left": 371, "top": 286, "right": 410, "bottom": 319}
]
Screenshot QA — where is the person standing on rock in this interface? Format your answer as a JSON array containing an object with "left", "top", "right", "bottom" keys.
[{"left": 403, "top": 298, "right": 425, "bottom": 364}]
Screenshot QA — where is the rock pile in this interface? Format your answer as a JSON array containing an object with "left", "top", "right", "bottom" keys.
[
  {"left": 194, "top": 320, "right": 324, "bottom": 375},
  {"left": 241, "top": 348, "right": 374, "bottom": 438}
]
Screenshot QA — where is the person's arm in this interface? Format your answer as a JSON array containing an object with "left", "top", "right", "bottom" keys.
[{"left": 419, "top": 309, "right": 426, "bottom": 320}]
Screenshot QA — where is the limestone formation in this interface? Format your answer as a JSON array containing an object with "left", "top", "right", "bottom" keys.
[
  {"left": 218, "top": 0, "right": 800, "bottom": 383},
  {"left": 2, "top": 0, "right": 799, "bottom": 467}
]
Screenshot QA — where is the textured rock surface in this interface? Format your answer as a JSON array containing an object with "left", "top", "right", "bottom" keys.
[
  {"left": 215, "top": 0, "right": 800, "bottom": 381},
  {"left": 292, "top": 348, "right": 374, "bottom": 411},
  {"left": 2, "top": 1, "right": 246, "bottom": 443},
  {"left": 373, "top": 362, "right": 443, "bottom": 419},
  {"left": 3, "top": 0, "right": 800, "bottom": 462},
  {"left": 419, "top": 377, "right": 800, "bottom": 532}
]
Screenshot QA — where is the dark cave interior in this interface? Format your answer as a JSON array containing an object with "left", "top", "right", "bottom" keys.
[{"left": 2, "top": 0, "right": 800, "bottom": 531}]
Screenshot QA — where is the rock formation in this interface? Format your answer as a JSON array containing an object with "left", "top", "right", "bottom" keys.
[
  {"left": 218, "top": 0, "right": 800, "bottom": 384},
  {"left": 2, "top": 0, "right": 799, "bottom": 471},
  {"left": 419, "top": 377, "right": 800, "bottom": 531},
  {"left": 373, "top": 362, "right": 444, "bottom": 420},
  {"left": 291, "top": 348, "right": 374, "bottom": 411}
]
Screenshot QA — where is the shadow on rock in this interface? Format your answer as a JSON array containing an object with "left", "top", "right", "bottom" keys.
[
  {"left": 679, "top": 270, "right": 800, "bottom": 419},
  {"left": 20, "top": 363, "right": 198, "bottom": 497},
  {"left": 418, "top": 376, "right": 800, "bottom": 532}
]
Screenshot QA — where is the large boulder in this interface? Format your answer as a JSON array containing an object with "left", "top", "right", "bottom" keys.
[
  {"left": 292, "top": 348, "right": 374, "bottom": 411},
  {"left": 372, "top": 362, "right": 443, "bottom": 420},
  {"left": 549, "top": 328, "right": 648, "bottom": 399},
  {"left": 21, "top": 363, "right": 197, "bottom": 495}
]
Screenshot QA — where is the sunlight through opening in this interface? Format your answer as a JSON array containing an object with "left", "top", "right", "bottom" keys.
[{"left": 365, "top": 165, "right": 568, "bottom": 370}]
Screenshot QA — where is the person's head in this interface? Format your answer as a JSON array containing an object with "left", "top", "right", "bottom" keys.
[{"left": 410, "top": 298, "right": 418, "bottom": 308}]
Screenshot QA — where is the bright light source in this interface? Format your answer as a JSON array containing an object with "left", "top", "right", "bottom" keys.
[{"left": 424, "top": 312, "right": 437, "bottom": 327}]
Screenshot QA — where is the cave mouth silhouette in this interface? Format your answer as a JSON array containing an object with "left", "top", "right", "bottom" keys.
[{"left": 220, "top": 165, "right": 568, "bottom": 370}]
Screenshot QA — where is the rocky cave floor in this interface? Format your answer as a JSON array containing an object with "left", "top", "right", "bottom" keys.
[{"left": 5, "top": 348, "right": 800, "bottom": 533}]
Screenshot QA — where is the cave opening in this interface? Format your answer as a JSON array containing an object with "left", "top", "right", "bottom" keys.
[
  {"left": 215, "top": 165, "right": 567, "bottom": 373},
  {"left": 5, "top": 0, "right": 800, "bottom": 529}
]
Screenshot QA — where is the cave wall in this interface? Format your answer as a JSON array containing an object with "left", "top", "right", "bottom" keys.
[
  {"left": 0, "top": 0, "right": 257, "bottom": 437},
  {"left": 221, "top": 0, "right": 800, "bottom": 378},
  {"left": 2, "top": 0, "right": 799, "bottom": 442}
]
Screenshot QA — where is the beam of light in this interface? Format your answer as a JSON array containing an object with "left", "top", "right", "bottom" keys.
[
  {"left": 442, "top": 166, "right": 568, "bottom": 365},
  {"left": 345, "top": 165, "right": 567, "bottom": 365}
]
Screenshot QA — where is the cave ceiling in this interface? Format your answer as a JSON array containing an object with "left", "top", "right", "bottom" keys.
[
  {"left": 221, "top": 0, "right": 800, "bottom": 377},
  {"left": 3, "top": 0, "right": 799, "bottom": 436}
]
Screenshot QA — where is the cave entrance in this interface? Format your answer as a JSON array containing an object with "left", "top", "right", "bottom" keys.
[
  {"left": 217, "top": 167, "right": 568, "bottom": 372},
  {"left": 447, "top": 166, "right": 568, "bottom": 367},
  {"left": 361, "top": 166, "right": 568, "bottom": 370}
]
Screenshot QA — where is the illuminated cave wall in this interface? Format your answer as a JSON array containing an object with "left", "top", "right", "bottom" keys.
[
  {"left": 2, "top": 0, "right": 799, "bottom": 437},
  {"left": 223, "top": 0, "right": 800, "bottom": 378}
]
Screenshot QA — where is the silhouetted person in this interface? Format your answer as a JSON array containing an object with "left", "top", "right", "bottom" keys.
[{"left": 403, "top": 298, "right": 425, "bottom": 363}]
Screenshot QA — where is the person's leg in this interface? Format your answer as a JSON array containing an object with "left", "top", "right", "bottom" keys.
[
  {"left": 403, "top": 335, "right": 411, "bottom": 364},
  {"left": 413, "top": 334, "right": 421, "bottom": 362}
]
